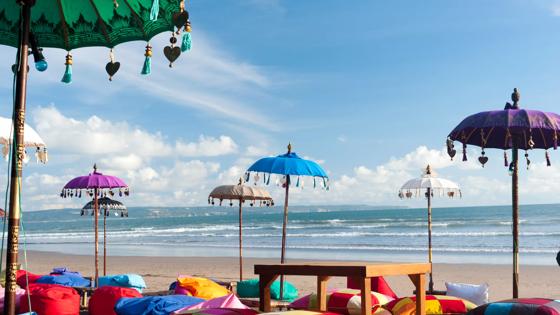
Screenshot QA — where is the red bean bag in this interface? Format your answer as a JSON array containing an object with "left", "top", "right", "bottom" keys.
[
  {"left": 346, "top": 276, "right": 398, "bottom": 299},
  {"left": 19, "top": 283, "right": 80, "bottom": 315},
  {"left": 16, "top": 270, "right": 43, "bottom": 288},
  {"left": 88, "top": 286, "right": 143, "bottom": 315}
]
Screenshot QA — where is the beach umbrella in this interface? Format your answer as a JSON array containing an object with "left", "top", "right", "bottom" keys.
[
  {"left": 208, "top": 179, "right": 274, "bottom": 281},
  {"left": 245, "top": 143, "right": 329, "bottom": 298},
  {"left": 82, "top": 197, "right": 128, "bottom": 276},
  {"left": 0, "top": 116, "right": 47, "bottom": 163},
  {"left": 61, "top": 164, "right": 129, "bottom": 287},
  {"left": 0, "top": 1, "right": 191, "bottom": 312},
  {"left": 447, "top": 88, "right": 560, "bottom": 298},
  {"left": 398, "top": 165, "right": 461, "bottom": 293}
]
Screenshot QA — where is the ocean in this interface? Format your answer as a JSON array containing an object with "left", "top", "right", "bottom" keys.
[{"left": 10, "top": 204, "right": 560, "bottom": 266}]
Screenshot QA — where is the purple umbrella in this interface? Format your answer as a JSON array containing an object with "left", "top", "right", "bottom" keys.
[
  {"left": 447, "top": 89, "right": 560, "bottom": 298},
  {"left": 61, "top": 164, "right": 129, "bottom": 287}
]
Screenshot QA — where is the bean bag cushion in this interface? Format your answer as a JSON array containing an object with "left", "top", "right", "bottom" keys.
[
  {"left": 0, "top": 286, "right": 26, "bottom": 311},
  {"left": 237, "top": 278, "right": 298, "bottom": 301},
  {"left": 383, "top": 295, "right": 476, "bottom": 315},
  {"left": 88, "top": 286, "right": 143, "bottom": 315},
  {"left": 16, "top": 270, "right": 43, "bottom": 288},
  {"left": 36, "top": 274, "right": 91, "bottom": 287},
  {"left": 99, "top": 274, "right": 147, "bottom": 293},
  {"left": 290, "top": 289, "right": 393, "bottom": 315},
  {"left": 50, "top": 267, "right": 82, "bottom": 277},
  {"left": 19, "top": 283, "right": 80, "bottom": 315},
  {"left": 260, "top": 311, "right": 344, "bottom": 315},
  {"left": 176, "top": 277, "right": 230, "bottom": 300},
  {"left": 446, "top": 282, "right": 488, "bottom": 306},
  {"left": 466, "top": 298, "right": 560, "bottom": 315},
  {"left": 347, "top": 277, "right": 398, "bottom": 299},
  {"left": 172, "top": 294, "right": 250, "bottom": 314},
  {"left": 176, "top": 308, "right": 260, "bottom": 315},
  {"left": 114, "top": 295, "right": 205, "bottom": 315}
]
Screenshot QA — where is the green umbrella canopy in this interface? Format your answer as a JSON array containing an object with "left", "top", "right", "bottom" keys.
[{"left": 0, "top": 0, "right": 181, "bottom": 50}]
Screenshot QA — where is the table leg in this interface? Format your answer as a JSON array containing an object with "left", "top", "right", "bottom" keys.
[
  {"left": 259, "top": 274, "right": 278, "bottom": 312},
  {"left": 409, "top": 274, "right": 426, "bottom": 315},
  {"left": 360, "top": 277, "right": 372, "bottom": 315},
  {"left": 317, "top": 276, "right": 331, "bottom": 311}
]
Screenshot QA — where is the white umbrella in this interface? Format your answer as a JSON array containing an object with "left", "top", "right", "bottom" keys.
[
  {"left": 0, "top": 116, "right": 47, "bottom": 163},
  {"left": 209, "top": 179, "right": 274, "bottom": 281},
  {"left": 398, "top": 165, "right": 461, "bottom": 292}
]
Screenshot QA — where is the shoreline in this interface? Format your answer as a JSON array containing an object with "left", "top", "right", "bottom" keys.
[{"left": 15, "top": 250, "right": 560, "bottom": 301}]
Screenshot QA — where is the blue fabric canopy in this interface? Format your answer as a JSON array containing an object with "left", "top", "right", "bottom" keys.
[{"left": 246, "top": 152, "right": 328, "bottom": 186}]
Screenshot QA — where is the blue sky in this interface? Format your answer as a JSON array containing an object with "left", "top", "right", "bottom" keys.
[{"left": 2, "top": 0, "right": 560, "bottom": 210}]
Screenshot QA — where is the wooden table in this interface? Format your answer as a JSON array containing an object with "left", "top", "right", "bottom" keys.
[{"left": 255, "top": 262, "right": 431, "bottom": 315}]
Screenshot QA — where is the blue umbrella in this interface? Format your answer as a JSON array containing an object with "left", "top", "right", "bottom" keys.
[{"left": 246, "top": 143, "right": 328, "bottom": 298}]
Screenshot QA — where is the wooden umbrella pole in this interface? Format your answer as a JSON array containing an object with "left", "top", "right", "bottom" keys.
[
  {"left": 104, "top": 207, "right": 107, "bottom": 276},
  {"left": 239, "top": 199, "right": 243, "bottom": 281},
  {"left": 4, "top": 2, "right": 33, "bottom": 314},
  {"left": 512, "top": 146, "right": 519, "bottom": 298},
  {"left": 280, "top": 174, "right": 290, "bottom": 300},
  {"left": 94, "top": 188, "right": 99, "bottom": 287},
  {"left": 427, "top": 187, "right": 434, "bottom": 293}
]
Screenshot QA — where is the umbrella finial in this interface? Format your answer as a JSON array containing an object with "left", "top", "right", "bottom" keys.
[
  {"left": 512, "top": 88, "right": 520, "bottom": 109},
  {"left": 287, "top": 143, "right": 292, "bottom": 153},
  {"left": 425, "top": 165, "right": 431, "bottom": 175},
  {"left": 238, "top": 177, "right": 244, "bottom": 185},
  {"left": 93, "top": 163, "right": 97, "bottom": 172}
]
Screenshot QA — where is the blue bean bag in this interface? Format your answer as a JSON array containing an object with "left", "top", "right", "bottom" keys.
[
  {"left": 99, "top": 274, "right": 147, "bottom": 293},
  {"left": 114, "top": 295, "right": 205, "bottom": 315},
  {"left": 35, "top": 274, "right": 91, "bottom": 287}
]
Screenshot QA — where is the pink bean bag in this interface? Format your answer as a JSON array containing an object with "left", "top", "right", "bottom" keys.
[{"left": 172, "top": 294, "right": 249, "bottom": 314}]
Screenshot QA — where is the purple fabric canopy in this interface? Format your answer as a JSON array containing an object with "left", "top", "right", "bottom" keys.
[
  {"left": 448, "top": 109, "right": 560, "bottom": 150},
  {"left": 64, "top": 170, "right": 127, "bottom": 190}
]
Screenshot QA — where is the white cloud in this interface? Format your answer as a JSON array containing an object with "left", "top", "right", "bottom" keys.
[{"left": 175, "top": 135, "right": 237, "bottom": 157}]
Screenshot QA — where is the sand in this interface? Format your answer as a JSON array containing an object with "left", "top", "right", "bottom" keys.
[{"left": 16, "top": 250, "right": 560, "bottom": 301}]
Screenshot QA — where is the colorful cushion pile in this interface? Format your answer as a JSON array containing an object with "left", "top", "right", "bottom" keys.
[
  {"left": 173, "top": 308, "right": 259, "bottom": 315},
  {"left": 261, "top": 311, "right": 341, "bottom": 315},
  {"left": 346, "top": 276, "right": 398, "bottom": 299},
  {"left": 237, "top": 278, "right": 299, "bottom": 301},
  {"left": 176, "top": 277, "right": 231, "bottom": 300},
  {"left": 289, "top": 289, "right": 393, "bottom": 315},
  {"left": 466, "top": 298, "right": 560, "bottom": 315},
  {"left": 383, "top": 295, "right": 477, "bottom": 315},
  {"left": 445, "top": 282, "right": 489, "bottom": 306},
  {"left": 16, "top": 270, "right": 43, "bottom": 288}
]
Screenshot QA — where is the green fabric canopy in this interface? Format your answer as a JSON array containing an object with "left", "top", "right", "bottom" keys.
[{"left": 0, "top": 0, "right": 179, "bottom": 50}]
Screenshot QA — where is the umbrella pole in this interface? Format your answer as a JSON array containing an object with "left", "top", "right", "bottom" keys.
[
  {"left": 512, "top": 146, "right": 519, "bottom": 298},
  {"left": 239, "top": 199, "right": 243, "bottom": 281},
  {"left": 4, "top": 2, "right": 33, "bottom": 314},
  {"left": 94, "top": 189, "right": 99, "bottom": 287},
  {"left": 104, "top": 207, "right": 107, "bottom": 276},
  {"left": 280, "top": 175, "right": 290, "bottom": 300},
  {"left": 427, "top": 187, "right": 434, "bottom": 293}
]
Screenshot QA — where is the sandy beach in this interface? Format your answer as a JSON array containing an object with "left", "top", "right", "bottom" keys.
[{"left": 17, "top": 250, "right": 560, "bottom": 301}]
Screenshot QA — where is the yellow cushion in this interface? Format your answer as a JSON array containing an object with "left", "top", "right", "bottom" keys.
[{"left": 176, "top": 277, "right": 230, "bottom": 300}]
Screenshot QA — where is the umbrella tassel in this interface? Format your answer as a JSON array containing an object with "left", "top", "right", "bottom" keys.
[
  {"left": 504, "top": 151, "right": 508, "bottom": 167},
  {"left": 181, "top": 24, "right": 192, "bottom": 52},
  {"left": 141, "top": 44, "right": 152, "bottom": 75},
  {"left": 245, "top": 172, "right": 250, "bottom": 183},
  {"left": 61, "top": 52, "right": 72, "bottom": 84},
  {"left": 546, "top": 151, "right": 551, "bottom": 167},
  {"left": 266, "top": 174, "right": 271, "bottom": 185},
  {"left": 313, "top": 177, "right": 316, "bottom": 188},
  {"left": 525, "top": 151, "right": 531, "bottom": 170},
  {"left": 296, "top": 177, "right": 300, "bottom": 187},
  {"left": 150, "top": 0, "right": 160, "bottom": 20},
  {"left": 462, "top": 143, "right": 467, "bottom": 161}
]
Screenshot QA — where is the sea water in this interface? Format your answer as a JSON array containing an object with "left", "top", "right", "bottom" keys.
[{"left": 11, "top": 204, "right": 560, "bottom": 266}]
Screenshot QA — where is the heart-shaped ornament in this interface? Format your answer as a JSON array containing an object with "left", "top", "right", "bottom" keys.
[
  {"left": 105, "top": 61, "right": 120, "bottom": 81},
  {"left": 172, "top": 11, "right": 189, "bottom": 29},
  {"left": 478, "top": 156, "right": 488, "bottom": 166},
  {"left": 164, "top": 46, "right": 181, "bottom": 67}
]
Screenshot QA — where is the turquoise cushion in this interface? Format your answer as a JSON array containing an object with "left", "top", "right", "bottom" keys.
[{"left": 236, "top": 278, "right": 298, "bottom": 301}]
